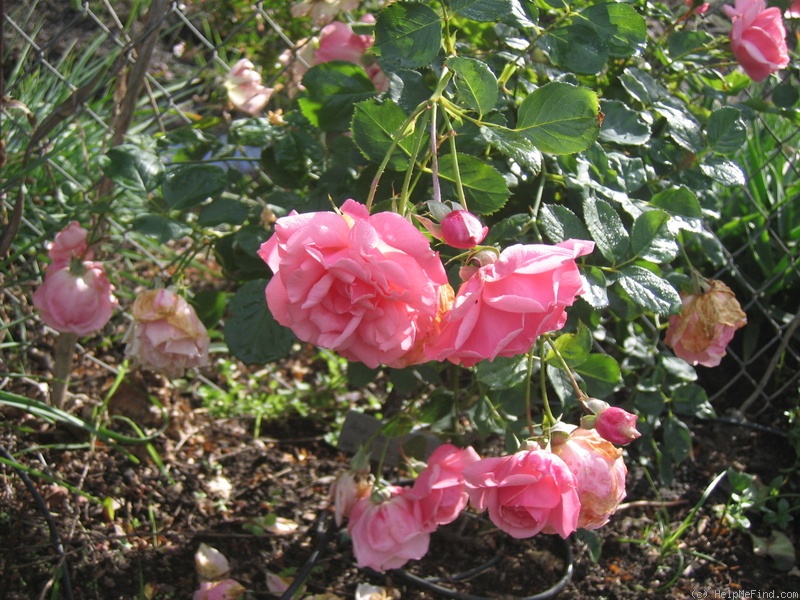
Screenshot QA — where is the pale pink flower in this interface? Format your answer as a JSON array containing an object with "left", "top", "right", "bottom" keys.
[
  {"left": 291, "top": 0, "right": 360, "bottom": 25},
  {"left": 462, "top": 449, "right": 580, "bottom": 539},
  {"left": 786, "top": 0, "right": 800, "bottom": 17},
  {"left": 439, "top": 209, "right": 488, "bottom": 249},
  {"left": 315, "top": 21, "right": 373, "bottom": 64},
  {"left": 724, "top": 0, "right": 789, "bottom": 81},
  {"left": 224, "top": 59, "right": 273, "bottom": 115},
  {"left": 552, "top": 428, "right": 627, "bottom": 530},
  {"left": 47, "top": 222, "right": 93, "bottom": 270},
  {"left": 194, "top": 543, "right": 230, "bottom": 581},
  {"left": 33, "top": 262, "right": 117, "bottom": 336},
  {"left": 193, "top": 579, "right": 245, "bottom": 600},
  {"left": 407, "top": 444, "right": 481, "bottom": 531},
  {"left": 594, "top": 406, "right": 641, "bottom": 446},
  {"left": 425, "top": 239, "right": 594, "bottom": 367},
  {"left": 664, "top": 279, "right": 747, "bottom": 367},
  {"left": 258, "top": 200, "right": 453, "bottom": 369},
  {"left": 330, "top": 470, "right": 373, "bottom": 526},
  {"left": 347, "top": 486, "right": 431, "bottom": 571},
  {"left": 124, "top": 288, "right": 210, "bottom": 377}
]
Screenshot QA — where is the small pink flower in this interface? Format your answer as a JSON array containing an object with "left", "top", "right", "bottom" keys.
[
  {"left": 258, "top": 200, "right": 453, "bottom": 369},
  {"left": 193, "top": 579, "right": 246, "bottom": 600},
  {"left": 664, "top": 279, "right": 747, "bottom": 367},
  {"left": 724, "top": 0, "right": 789, "bottom": 81},
  {"left": 47, "top": 222, "right": 93, "bottom": 270},
  {"left": 462, "top": 449, "right": 580, "bottom": 539},
  {"left": 124, "top": 289, "right": 210, "bottom": 377},
  {"left": 347, "top": 487, "right": 431, "bottom": 571},
  {"left": 290, "top": 0, "right": 360, "bottom": 25},
  {"left": 440, "top": 210, "right": 488, "bottom": 249},
  {"left": 407, "top": 444, "right": 481, "bottom": 530},
  {"left": 330, "top": 470, "right": 373, "bottom": 526},
  {"left": 594, "top": 406, "right": 641, "bottom": 446},
  {"left": 552, "top": 428, "right": 627, "bottom": 530},
  {"left": 224, "top": 59, "right": 274, "bottom": 115},
  {"left": 425, "top": 239, "right": 594, "bottom": 367},
  {"left": 786, "top": 0, "right": 800, "bottom": 18},
  {"left": 33, "top": 262, "right": 117, "bottom": 336},
  {"left": 314, "top": 19, "right": 388, "bottom": 91}
]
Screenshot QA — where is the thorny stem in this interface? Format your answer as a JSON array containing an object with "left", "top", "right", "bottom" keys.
[
  {"left": 430, "top": 102, "right": 441, "bottom": 204},
  {"left": 525, "top": 347, "right": 536, "bottom": 437},
  {"left": 537, "top": 339, "right": 558, "bottom": 430},
  {"left": 399, "top": 109, "right": 431, "bottom": 215},
  {"left": 529, "top": 161, "right": 548, "bottom": 243},
  {"left": 442, "top": 109, "right": 468, "bottom": 209},
  {"left": 51, "top": 332, "right": 78, "bottom": 409}
]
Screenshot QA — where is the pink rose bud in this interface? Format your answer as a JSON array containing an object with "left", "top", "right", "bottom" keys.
[
  {"left": 32, "top": 262, "right": 118, "bottom": 336},
  {"left": 194, "top": 543, "right": 230, "bottom": 581},
  {"left": 552, "top": 428, "right": 627, "bottom": 529},
  {"left": 664, "top": 279, "right": 747, "bottom": 368},
  {"left": 330, "top": 470, "right": 373, "bottom": 526},
  {"left": 724, "top": 0, "right": 789, "bottom": 81},
  {"left": 47, "top": 222, "right": 93, "bottom": 270},
  {"left": 193, "top": 579, "right": 245, "bottom": 600},
  {"left": 462, "top": 449, "right": 580, "bottom": 539},
  {"left": 224, "top": 59, "right": 273, "bottom": 115},
  {"left": 347, "top": 487, "right": 431, "bottom": 571},
  {"left": 440, "top": 209, "right": 489, "bottom": 249},
  {"left": 124, "top": 288, "right": 210, "bottom": 377},
  {"left": 594, "top": 406, "right": 641, "bottom": 446}
]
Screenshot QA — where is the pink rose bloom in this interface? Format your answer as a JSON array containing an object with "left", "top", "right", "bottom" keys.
[
  {"left": 124, "top": 289, "right": 210, "bottom": 377},
  {"left": 347, "top": 486, "right": 431, "bottom": 571},
  {"left": 594, "top": 406, "right": 641, "bottom": 446},
  {"left": 440, "top": 210, "right": 489, "bottom": 249},
  {"left": 463, "top": 449, "right": 580, "bottom": 538},
  {"left": 47, "top": 222, "right": 93, "bottom": 270},
  {"left": 33, "top": 262, "right": 117, "bottom": 336},
  {"left": 330, "top": 470, "right": 373, "bottom": 526},
  {"left": 407, "top": 444, "right": 481, "bottom": 531},
  {"left": 258, "top": 200, "right": 453, "bottom": 369},
  {"left": 787, "top": 0, "right": 800, "bottom": 17},
  {"left": 224, "top": 59, "right": 273, "bottom": 115},
  {"left": 425, "top": 239, "right": 594, "bottom": 367},
  {"left": 724, "top": 0, "right": 789, "bottom": 81},
  {"left": 193, "top": 579, "right": 246, "bottom": 600},
  {"left": 552, "top": 428, "right": 627, "bottom": 530},
  {"left": 314, "top": 19, "right": 388, "bottom": 92},
  {"left": 664, "top": 279, "right": 747, "bottom": 367}
]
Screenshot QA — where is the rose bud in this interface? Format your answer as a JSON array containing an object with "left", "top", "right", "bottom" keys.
[
  {"left": 440, "top": 209, "right": 488, "bottom": 249},
  {"left": 594, "top": 406, "right": 641, "bottom": 446}
]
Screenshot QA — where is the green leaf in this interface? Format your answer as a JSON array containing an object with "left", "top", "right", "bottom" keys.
[
  {"left": 162, "top": 164, "right": 227, "bottom": 210},
  {"left": 583, "top": 196, "right": 629, "bottom": 262},
  {"left": 192, "top": 289, "right": 228, "bottom": 329},
  {"left": 298, "top": 62, "right": 377, "bottom": 131},
  {"left": 224, "top": 279, "right": 296, "bottom": 364},
  {"left": 598, "top": 100, "right": 651, "bottom": 146},
  {"left": 475, "top": 356, "right": 529, "bottom": 389},
  {"left": 351, "top": 99, "right": 416, "bottom": 169},
  {"left": 649, "top": 186, "right": 702, "bottom": 219},
  {"left": 700, "top": 156, "right": 746, "bottom": 186},
  {"left": 198, "top": 197, "right": 250, "bottom": 227},
  {"left": 671, "top": 384, "right": 716, "bottom": 419},
  {"left": 575, "top": 354, "right": 621, "bottom": 398},
  {"left": 574, "top": 1, "right": 646, "bottom": 57},
  {"left": 616, "top": 266, "right": 681, "bottom": 316},
  {"left": 516, "top": 82, "right": 600, "bottom": 154},
  {"left": 654, "top": 102, "right": 704, "bottom": 153},
  {"left": 446, "top": 56, "right": 498, "bottom": 116},
  {"left": 438, "top": 153, "right": 510, "bottom": 214},
  {"left": 707, "top": 107, "right": 747, "bottom": 156},
  {"left": 582, "top": 266, "right": 609, "bottom": 309},
  {"left": 102, "top": 145, "right": 162, "bottom": 194},
  {"left": 228, "top": 118, "right": 281, "bottom": 146},
  {"left": 663, "top": 415, "right": 692, "bottom": 462},
  {"left": 449, "top": 0, "right": 513, "bottom": 21},
  {"left": 620, "top": 67, "right": 666, "bottom": 105},
  {"left": 374, "top": 2, "right": 442, "bottom": 71},
  {"left": 479, "top": 126, "right": 542, "bottom": 174},
  {"left": 668, "top": 30, "right": 714, "bottom": 60},
  {"left": 630, "top": 210, "right": 678, "bottom": 263},
  {"left": 131, "top": 214, "right": 191, "bottom": 243},
  {"left": 539, "top": 204, "right": 591, "bottom": 244},
  {"left": 546, "top": 322, "right": 592, "bottom": 367},
  {"left": 544, "top": 24, "right": 608, "bottom": 75}
]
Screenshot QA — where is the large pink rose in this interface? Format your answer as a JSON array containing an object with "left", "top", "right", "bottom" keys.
[
  {"left": 347, "top": 486, "right": 431, "bottom": 571},
  {"left": 552, "top": 428, "right": 627, "bottom": 530},
  {"left": 425, "top": 239, "right": 594, "bottom": 367},
  {"left": 124, "top": 289, "right": 210, "bottom": 377},
  {"left": 724, "top": 0, "right": 789, "bottom": 81},
  {"left": 462, "top": 449, "right": 580, "bottom": 539},
  {"left": 407, "top": 444, "right": 481, "bottom": 531},
  {"left": 32, "top": 262, "right": 117, "bottom": 336},
  {"left": 258, "top": 200, "right": 452, "bottom": 369},
  {"left": 664, "top": 279, "right": 747, "bottom": 367},
  {"left": 47, "top": 221, "right": 93, "bottom": 270}
]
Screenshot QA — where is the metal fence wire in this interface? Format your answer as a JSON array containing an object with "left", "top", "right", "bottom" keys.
[{"left": 2, "top": 0, "right": 799, "bottom": 415}]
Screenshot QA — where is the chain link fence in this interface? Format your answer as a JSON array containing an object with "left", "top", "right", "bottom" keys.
[{"left": 2, "top": 0, "right": 798, "bottom": 415}]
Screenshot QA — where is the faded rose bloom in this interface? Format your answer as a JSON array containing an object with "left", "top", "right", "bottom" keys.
[
  {"left": 407, "top": 444, "right": 481, "bottom": 530},
  {"left": 47, "top": 222, "right": 93, "bottom": 270},
  {"left": 425, "top": 239, "right": 594, "bottom": 367},
  {"left": 552, "top": 428, "right": 627, "bottom": 530},
  {"left": 724, "top": 0, "right": 789, "bottom": 81},
  {"left": 224, "top": 59, "right": 273, "bottom": 115},
  {"left": 347, "top": 486, "right": 431, "bottom": 571},
  {"left": 330, "top": 469, "right": 373, "bottom": 526},
  {"left": 258, "top": 200, "right": 453, "bottom": 369},
  {"left": 440, "top": 209, "right": 488, "bottom": 249},
  {"left": 278, "top": 38, "right": 316, "bottom": 98},
  {"left": 124, "top": 288, "right": 210, "bottom": 377},
  {"left": 195, "top": 543, "right": 230, "bottom": 581},
  {"left": 291, "top": 0, "right": 360, "bottom": 25},
  {"left": 193, "top": 579, "right": 245, "bottom": 600},
  {"left": 33, "top": 262, "right": 117, "bottom": 336},
  {"left": 664, "top": 279, "right": 747, "bottom": 368},
  {"left": 462, "top": 449, "right": 580, "bottom": 539},
  {"left": 594, "top": 406, "right": 641, "bottom": 446}
]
